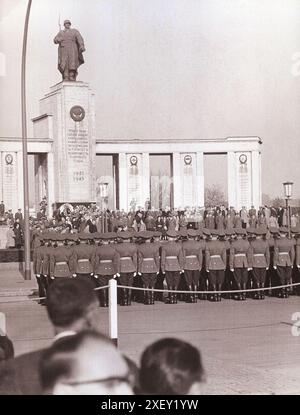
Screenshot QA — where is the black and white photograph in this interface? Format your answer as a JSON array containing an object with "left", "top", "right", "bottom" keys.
[{"left": 0, "top": 0, "right": 300, "bottom": 399}]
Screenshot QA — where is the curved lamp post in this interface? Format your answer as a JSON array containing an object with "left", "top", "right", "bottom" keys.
[
  {"left": 283, "top": 181, "right": 293, "bottom": 238},
  {"left": 21, "top": 0, "right": 32, "bottom": 279}
]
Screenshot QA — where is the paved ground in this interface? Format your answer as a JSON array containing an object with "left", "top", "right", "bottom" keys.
[{"left": 1, "top": 270, "right": 300, "bottom": 395}]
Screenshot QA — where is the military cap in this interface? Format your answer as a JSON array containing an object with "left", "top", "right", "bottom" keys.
[
  {"left": 254, "top": 227, "right": 267, "bottom": 235},
  {"left": 117, "top": 230, "right": 134, "bottom": 239},
  {"left": 79, "top": 233, "right": 92, "bottom": 240},
  {"left": 246, "top": 227, "right": 256, "bottom": 234},
  {"left": 269, "top": 227, "right": 279, "bottom": 234},
  {"left": 187, "top": 229, "right": 198, "bottom": 238},
  {"left": 202, "top": 228, "right": 211, "bottom": 237},
  {"left": 235, "top": 228, "right": 246, "bottom": 235},
  {"left": 153, "top": 231, "right": 162, "bottom": 238},
  {"left": 102, "top": 232, "right": 117, "bottom": 240},
  {"left": 64, "top": 19, "right": 71, "bottom": 25},
  {"left": 225, "top": 228, "right": 235, "bottom": 236},
  {"left": 218, "top": 230, "right": 226, "bottom": 237},
  {"left": 279, "top": 226, "right": 289, "bottom": 234},
  {"left": 291, "top": 226, "right": 300, "bottom": 235},
  {"left": 210, "top": 229, "right": 219, "bottom": 236},
  {"left": 65, "top": 234, "right": 75, "bottom": 241},
  {"left": 179, "top": 228, "right": 188, "bottom": 238},
  {"left": 139, "top": 231, "right": 153, "bottom": 240},
  {"left": 166, "top": 230, "right": 178, "bottom": 238}
]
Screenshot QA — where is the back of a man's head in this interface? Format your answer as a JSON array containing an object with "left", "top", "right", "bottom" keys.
[
  {"left": 46, "top": 279, "right": 98, "bottom": 330},
  {"left": 140, "top": 338, "right": 205, "bottom": 395},
  {"left": 0, "top": 335, "right": 14, "bottom": 362},
  {"left": 40, "top": 330, "right": 133, "bottom": 395}
]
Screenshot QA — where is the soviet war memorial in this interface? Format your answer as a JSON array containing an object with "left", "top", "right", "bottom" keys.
[{"left": 0, "top": 0, "right": 300, "bottom": 401}]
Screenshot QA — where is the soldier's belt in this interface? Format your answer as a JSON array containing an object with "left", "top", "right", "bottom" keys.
[
  {"left": 279, "top": 252, "right": 289, "bottom": 255},
  {"left": 100, "top": 260, "right": 112, "bottom": 263},
  {"left": 186, "top": 255, "right": 197, "bottom": 259},
  {"left": 56, "top": 261, "right": 67, "bottom": 265},
  {"left": 78, "top": 259, "right": 89, "bottom": 263},
  {"left": 143, "top": 258, "right": 154, "bottom": 261},
  {"left": 210, "top": 255, "right": 221, "bottom": 258},
  {"left": 254, "top": 254, "right": 264, "bottom": 257},
  {"left": 121, "top": 257, "right": 131, "bottom": 260},
  {"left": 234, "top": 253, "right": 246, "bottom": 257},
  {"left": 166, "top": 256, "right": 177, "bottom": 259}
]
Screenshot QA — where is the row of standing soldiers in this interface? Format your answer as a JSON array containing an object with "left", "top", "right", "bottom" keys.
[{"left": 33, "top": 226, "right": 300, "bottom": 306}]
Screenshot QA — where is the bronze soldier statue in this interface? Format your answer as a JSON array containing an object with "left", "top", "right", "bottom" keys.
[{"left": 54, "top": 19, "right": 85, "bottom": 81}]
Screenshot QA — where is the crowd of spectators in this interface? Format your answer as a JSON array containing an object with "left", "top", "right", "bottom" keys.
[
  {"left": 0, "top": 278, "right": 204, "bottom": 396},
  {"left": 1, "top": 197, "right": 299, "bottom": 248}
]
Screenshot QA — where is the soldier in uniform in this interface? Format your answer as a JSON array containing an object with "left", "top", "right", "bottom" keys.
[
  {"left": 115, "top": 231, "right": 138, "bottom": 306},
  {"left": 71, "top": 234, "right": 95, "bottom": 282},
  {"left": 205, "top": 229, "right": 227, "bottom": 301},
  {"left": 249, "top": 227, "right": 270, "bottom": 299},
  {"left": 137, "top": 231, "right": 160, "bottom": 305},
  {"left": 93, "top": 232, "right": 119, "bottom": 307},
  {"left": 49, "top": 235, "right": 74, "bottom": 280},
  {"left": 33, "top": 235, "right": 48, "bottom": 305},
  {"left": 153, "top": 231, "right": 165, "bottom": 301},
  {"left": 229, "top": 228, "right": 252, "bottom": 300},
  {"left": 294, "top": 227, "right": 300, "bottom": 295},
  {"left": 161, "top": 230, "right": 184, "bottom": 304},
  {"left": 182, "top": 229, "right": 205, "bottom": 303},
  {"left": 273, "top": 227, "right": 295, "bottom": 298}
]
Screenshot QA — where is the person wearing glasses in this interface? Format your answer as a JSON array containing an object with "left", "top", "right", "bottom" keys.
[{"left": 40, "top": 331, "right": 133, "bottom": 395}]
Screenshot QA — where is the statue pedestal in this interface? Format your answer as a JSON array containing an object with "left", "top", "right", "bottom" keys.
[{"left": 32, "top": 81, "right": 96, "bottom": 205}]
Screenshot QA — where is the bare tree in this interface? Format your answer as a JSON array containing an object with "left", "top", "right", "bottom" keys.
[{"left": 204, "top": 184, "right": 227, "bottom": 207}]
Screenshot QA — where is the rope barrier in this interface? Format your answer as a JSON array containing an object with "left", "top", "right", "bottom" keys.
[
  {"left": 116, "top": 282, "right": 300, "bottom": 295},
  {"left": 0, "top": 282, "right": 299, "bottom": 304}
]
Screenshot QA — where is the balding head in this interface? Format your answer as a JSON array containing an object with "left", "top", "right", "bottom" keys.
[{"left": 40, "top": 331, "right": 133, "bottom": 395}]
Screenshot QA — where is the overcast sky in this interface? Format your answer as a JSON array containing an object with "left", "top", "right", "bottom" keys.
[{"left": 1, "top": 0, "right": 300, "bottom": 199}]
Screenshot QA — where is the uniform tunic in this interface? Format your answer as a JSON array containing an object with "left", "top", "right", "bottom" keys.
[
  {"left": 50, "top": 246, "right": 73, "bottom": 278},
  {"left": 182, "top": 240, "right": 205, "bottom": 285},
  {"left": 161, "top": 241, "right": 184, "bottom": 289},
  {"left": 93, "top": 244, "right": 120, "bottom": 286},
  {"left": 250, "top": 239, "right": 270, "bottom": 284},
  {"left": 205, "top": 240, "right": 227, "bottom": 287},
  {"left": 138, "top": 242, "right": 160, "bottom": 287},
  {"left": 229, "top": 239, "right": 251, "bottom": 286},
  {"left": 274, "top": 238, "right": 295, "bottom": 284},
  {"left": 115, "top": 242, "right": 138, "bottom": 286}
]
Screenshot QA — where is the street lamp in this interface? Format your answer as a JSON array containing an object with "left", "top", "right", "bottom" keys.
[
  {"left": 283, "top": 181, "right": 293, "bottom": 237},
  {"left": 21, "top": 0, "right": 33, "bottom": 280},
  {"left": 99, "top": 183, "right": 108, "bottom": 232}
]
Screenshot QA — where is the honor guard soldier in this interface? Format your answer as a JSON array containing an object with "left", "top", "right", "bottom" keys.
[
  {"left": 71, "top": 233, "right": 95, "bottom": 282},
  {"left": 249, "top": 227, "right": 270, "bottom": 299},
  {"left": 293, "top": 227, "right": 300, "bottom": 295},
  {"left": 33, "top": 235, "right": 48, "bottom": 305},
  {"left": 273, "top": 227, "right": 295, "bottom": 298},
  {"left": 161, "top": 230, "right": 184, "bottom": 304},
  {"left": 229, "top": 228, "right": 252, "bottom": 300},
  {"left": 137, "top": 231, "right": 160, "bottom": 305},
  {"left": 49, "top": 234, "right": 74, "bottom": 280},
  {"left": 115, "top": 230, "right": 138, "bottom": 306},
  {"left": 205, "top": 229, "right": 227, "bottom": 301},
  {"left": 182, "top": 229, "right": 205, "bottom": 303},
  {"left": 152, "top": 231, "right": 164, "bottom": 301},
  {"left": 93, "top": 232, "right": 119, "bottom": 307}
]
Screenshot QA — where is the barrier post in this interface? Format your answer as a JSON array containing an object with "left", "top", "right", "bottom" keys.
[
  {"left": 109, "top": 279, "right": 118, "bottom": 346},
  {"left": 0, "top": 312, "right": 6, "bottom": 336}
]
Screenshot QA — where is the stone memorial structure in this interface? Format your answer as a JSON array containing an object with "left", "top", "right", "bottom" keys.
[{"left": 0, "top": 22, "right": 262, "bottom": 214}]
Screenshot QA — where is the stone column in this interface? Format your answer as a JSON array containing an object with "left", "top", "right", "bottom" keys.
[
  {"left": 34, "top": 81, "right": 96, "bottom": 203},
  {"left": 172, "top": 153, "right": 182, "bottom": 209},
  {"left": 118, "top": 153, "right": 128, "bottom": 211},
  {"left": 227, "top": 151, "right": 237, "bottom": 208},
  {"left": 251, "top": 150, "right": 261, "bottom": 208},
  {"left": 196, "top": 152, "right": 204, "bottom": 207},
  {"left": 47, "top": 152, "right": 55, "bottom": 216},
  {"left": 141, "top": 153, "right": 150, "bottom": 208}
]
